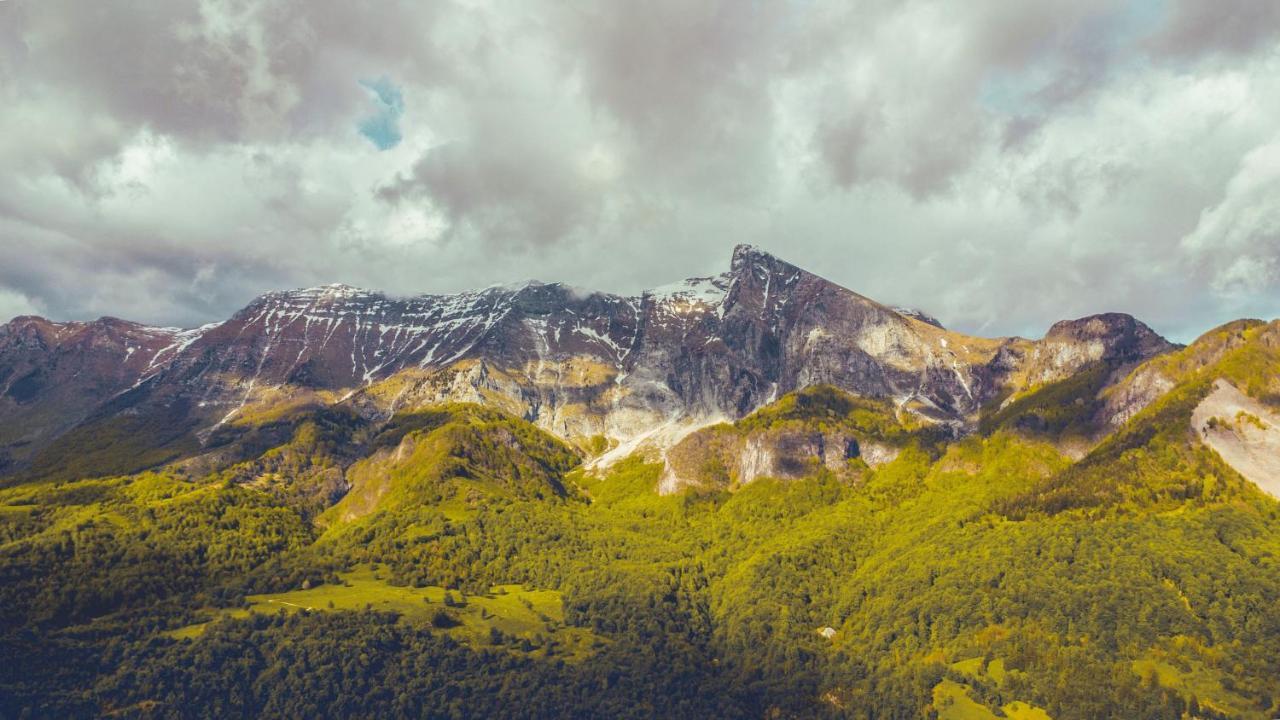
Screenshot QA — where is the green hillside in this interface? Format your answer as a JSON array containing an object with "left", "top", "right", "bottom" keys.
[{"left": 2, "top": 329, "right": 1280, "bottom": 718}]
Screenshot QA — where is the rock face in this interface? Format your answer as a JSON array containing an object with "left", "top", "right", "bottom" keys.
[
  {"left": 1032, "top": 314, "right": 1176, "bottom": 383},
  {"left": 1192, "top": 379, "right": 1280, "bottom": 499},
  {"left": 661, "top": 422, "right": 899, "bottom": 494},
  {"left": 1096, "top": 319, "right": 1277, "bottom": 430},
  {"left": 986, "top": 313, "right": 1178, "bottom": 394},
  {"left": 0, "top": 245, "right": 1177, "bottom": 477},
  {"left": 0, "top": 316, "right": 203, "bottom": 470}
]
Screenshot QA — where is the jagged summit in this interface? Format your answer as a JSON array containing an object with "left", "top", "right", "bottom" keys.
[{"left": 729, "top": 242, "right": 772, "bottom": 269}]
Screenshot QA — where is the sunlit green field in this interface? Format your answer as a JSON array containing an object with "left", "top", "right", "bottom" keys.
[{"left": 167, "top": 565, "right": 604, "bottom": 662}]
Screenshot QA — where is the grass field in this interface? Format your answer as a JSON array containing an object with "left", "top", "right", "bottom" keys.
[
  {"left": 1132, "top": 655, "right": 1255, "bottom": 718},
  {"left": 165, "top": 565, "right": 604, "bottom": 661},
  {"left": 930, "top": 679, "right": 1053, "bottom": 720},
  {"left": 934, "top": 657, "right": 1053, "bottom": 719},
  {"left": 931, "top": 679, "right": 1001, "bottom": 720}
]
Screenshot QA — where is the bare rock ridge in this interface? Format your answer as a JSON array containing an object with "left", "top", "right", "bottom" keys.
[{"left": 0, "top": 244, "right": 1175, "bottom": 474}]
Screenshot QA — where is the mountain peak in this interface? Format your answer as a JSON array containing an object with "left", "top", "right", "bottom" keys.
[
  {"left": 1010, "top": 313, "right": 1178, "bottom": 389},
  {"left": 729, "top": 243, "right": 783, "bottom": 273},
  {"left": 0, "top": 247, "right": 1183, "bottom": 480},
  {"left": 1044, "top": 313, "right": 1175, "bottom": 355},
  {"left": 3, "top": 315, "right": 51, "bottom": 328},
  {"left": 288, "top": 283, "right": 373, "bottom": 299}
]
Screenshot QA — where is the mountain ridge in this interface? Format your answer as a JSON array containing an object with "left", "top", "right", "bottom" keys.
[
  {"left": 1, "top": 245, "right": 1175, "bottom": 480},
  {"left": 3, "top": 250, "right": 1280, "bottom": 719}
]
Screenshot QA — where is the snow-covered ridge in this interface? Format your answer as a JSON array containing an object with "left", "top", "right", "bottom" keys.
[
  {"left": 646, "top": 274, "right": 730, "bottom": 307},
  {"left": 228, "top": 271, "right": 725, "bottom": 377}
]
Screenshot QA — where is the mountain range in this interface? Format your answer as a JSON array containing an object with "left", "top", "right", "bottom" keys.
[
  {"left": 2, "top": 245, "right": 1279, "bottom": 719},
  {"left": 1, "top": 244, "right": 1176, "bottom": 480}
]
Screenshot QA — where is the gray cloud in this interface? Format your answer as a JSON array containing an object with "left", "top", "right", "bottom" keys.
[
  {"left": 0, "top": 0, "right": 1278, "bottom": 341},
  {"left": 1149, "top": 0, "right": 1280, "bottom": 59}
]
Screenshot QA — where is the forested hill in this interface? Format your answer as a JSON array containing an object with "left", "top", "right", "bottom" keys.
[{"left": 2, "top": 273, "right": 1280, "bottom": 717}]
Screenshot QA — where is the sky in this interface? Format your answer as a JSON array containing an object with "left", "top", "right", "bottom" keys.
[{"left": 1, "top": 0, "right": 1278, "bottom": 342}]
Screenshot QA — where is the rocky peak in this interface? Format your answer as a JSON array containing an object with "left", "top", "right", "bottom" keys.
[
  {"left": 725, "top": 244, "right": 810, "bottom": 299},
  {"left": 0, "top": 316, "right": 62, "bottom": 347},
  {"left": 240, "top": 284, "right": 385, "bottom": 316},
  {"left": 0, "top": 316, "right": 191, "bottom": 469},
  {"left": 1, "top": 315, "right": 180, "bottom": 354},
  {"left": 509, "top": 282, "right": 588, "bottom": 315},
  {"left": 997, "top": 313, "right": 1179, "bottom": 391},
  {"left": 1043, "top": 313, "right": 1177, "bottom": 363},
  {"left": 728, "top": 243, "right": 778, "bottom": 274}
]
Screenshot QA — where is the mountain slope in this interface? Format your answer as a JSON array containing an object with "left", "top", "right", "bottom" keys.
[
  {"left": 0, "top": 317, "right": 202, "bottom": 470},
  {"left": 1193, "top": 378, "right": 1280, "bottom": 497},
  {"left": 0, "top": 245, "right": 1176, "bottom": 484},
  {"left": 0, "top": 308, "right": 1278, "bottom": 718}
]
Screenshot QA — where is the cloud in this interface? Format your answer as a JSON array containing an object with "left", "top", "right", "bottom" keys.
[
  {"left": 0, "top": 288, "right": 37, "bottom": 322},
  {"left": 1148, "top": 0, "right": 1280, "bottom": 59},
  {"left": 1182, "top": 138, "right": 1280, "bottom": 316},
  {"left": 0, "top": 0, "right": 1278, "bottom": 342}
]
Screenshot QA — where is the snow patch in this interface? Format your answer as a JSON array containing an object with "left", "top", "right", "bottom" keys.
[{"left": 646, "top": 275, "right": 729, "bottom": 307}]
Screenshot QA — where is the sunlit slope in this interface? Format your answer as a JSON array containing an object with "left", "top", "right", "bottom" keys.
[
  {"left": 2, "top": 325, "right": 1279, "bottom": 717},
  {"left": 321, "top": 403, "right": 580, "bottom": 525}
]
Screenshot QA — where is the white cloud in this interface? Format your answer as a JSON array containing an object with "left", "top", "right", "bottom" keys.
[
  {"left": 0, "top": 288, "right": 37, "bottom": 321},
  {"left": 1183, "top": 138, "right": 1280, "bottom": 314}
]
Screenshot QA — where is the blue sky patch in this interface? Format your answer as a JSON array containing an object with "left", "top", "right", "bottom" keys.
[{"left": 358, "top": 77, "right": 405, "bottom": 150}]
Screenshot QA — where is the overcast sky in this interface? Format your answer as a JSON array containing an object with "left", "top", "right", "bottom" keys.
[{"left": 1, "top": 0, "right": 1278, "bottom": 342}]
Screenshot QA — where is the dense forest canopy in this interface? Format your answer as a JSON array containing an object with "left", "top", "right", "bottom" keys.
[{"left": 2, "top": 323, "right": 1280, "bottom": 719}]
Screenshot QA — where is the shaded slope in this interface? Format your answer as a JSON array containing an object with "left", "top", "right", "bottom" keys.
[
  {"left": 0, "top": 317, "right": 202, "bottom": 471},
  {"left": 324, "top": 404, "right": 580, "bottom": 524}
]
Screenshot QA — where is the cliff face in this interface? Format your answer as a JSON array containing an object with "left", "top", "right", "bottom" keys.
[{"left": 0, "top": 245, "right": 1176, "bottom": 476}]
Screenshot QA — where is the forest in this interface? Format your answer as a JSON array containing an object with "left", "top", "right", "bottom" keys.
[{"left": 2, "top": 350, "right": 1280, "bottom": 718}]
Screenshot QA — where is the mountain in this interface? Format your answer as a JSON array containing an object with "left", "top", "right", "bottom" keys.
[
  {"left": 5, "top": 246, "right": 1280, "bottom": 720},
  {"left": 0, "top": 244, "right": 1174, "bottom": 483},
  {"left": 0, "top": 316, "right": 203, "bottom": 473}
]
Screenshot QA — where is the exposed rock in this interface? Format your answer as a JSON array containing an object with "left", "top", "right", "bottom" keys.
[
  {"left": 0, "top": 316, "right": 205, "bottom": 465},
  {"left": 1192, "top": 379, "right": 1280, "bottom": 499},
  {"left": 1098, "top": 319, "right": 1273, "bottom": 429},
  {"left": 999, "top": 313, "right": 1177, "bottom": 390},
  {"left": 659, "top": 391, "right": 903, "bottom": 493},
  {"left": 1099, "top": 365, "right": 1177, "bottom": 429},
  {"left": 0, "top": 245, "right": 1178, "bottom": 479}
]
